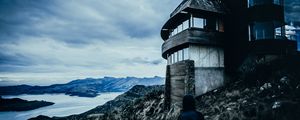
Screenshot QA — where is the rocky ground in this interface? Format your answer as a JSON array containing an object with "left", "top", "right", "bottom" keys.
[{"left": 31, "top": 55, "right": 300, "bottom": 120}]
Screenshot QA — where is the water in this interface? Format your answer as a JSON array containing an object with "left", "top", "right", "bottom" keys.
[{"left": 0, "top": 92, "right": 123, "bottom": 120}]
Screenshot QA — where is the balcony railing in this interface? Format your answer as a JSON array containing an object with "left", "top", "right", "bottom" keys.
[{"left": 162, "top": 28, "right": 224, "bottom": 58}]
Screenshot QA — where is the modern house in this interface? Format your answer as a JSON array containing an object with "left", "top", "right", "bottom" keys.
[{"left": 161, "top": 0, "right": 298, "bottom": 108}]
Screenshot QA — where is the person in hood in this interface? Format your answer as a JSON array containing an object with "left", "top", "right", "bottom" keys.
[{"left": 178, "top": 95, "right": 204, "bottom": 120}]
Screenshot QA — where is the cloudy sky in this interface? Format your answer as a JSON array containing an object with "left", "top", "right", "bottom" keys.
[
  {"left": 0, "top": 0, "right": 299, "bottom": 85},
  {"left": 0, "top": 0, "right": 182, "bottom": 85}
]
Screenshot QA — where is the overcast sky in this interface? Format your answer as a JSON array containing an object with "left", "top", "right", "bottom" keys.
[{"left": 0, "top": 0, "right": 299, "bottom": 85}]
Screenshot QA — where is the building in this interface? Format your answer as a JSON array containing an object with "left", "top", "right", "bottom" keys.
[
  {"left": 161, "top": 0, "right": 298, "bottom": 108},
  {"left": 284, "top": 23, "right": 300, "bottom": 51},
  {"left": 247, "top": 0, "right": 297, "bottom": 55}
]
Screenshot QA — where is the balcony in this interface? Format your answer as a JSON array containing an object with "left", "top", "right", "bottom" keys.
[{"left": 162, "top": 28, "right": 224, "bottom": 58}]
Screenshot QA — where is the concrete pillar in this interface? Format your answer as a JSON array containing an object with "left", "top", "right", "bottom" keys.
[{"left": 164, "top": 65, "right": 171, "bottom": 110}]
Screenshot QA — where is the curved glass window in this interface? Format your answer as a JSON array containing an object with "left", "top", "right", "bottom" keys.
[
  {"left": 249, "top": 21, "right": 285, "bottom": 41},
  {"left": 248, "top": 0, "right": 283, "bottom": 7},
  {"left": 168, "top": 17, "right": 224, "bottom": 38},
  {"left": 169, "top": 19, "right": 190, "bottom": 37},
  {"left": 167, "top": 48, "right": 189, "bottom": 65}
]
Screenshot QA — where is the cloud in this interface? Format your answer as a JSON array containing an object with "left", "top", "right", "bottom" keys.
[
  {"left": 0, "top": 0, "right": 184, "bottom": 84},
  {"left": 1, "top": 0, "right": 298, "bottom": 85},
  {"left": 122, "top": 57, "right": 163, "bottom": 65},
  {"left": 0, "top": 0, "right": 181, "bottom": 44},
  {"left": 285, "top": 0, "right": 300, "bottom": 24}
]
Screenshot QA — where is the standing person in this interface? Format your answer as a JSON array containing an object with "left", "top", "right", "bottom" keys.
[{"left": 178, "top": 95, "right": 204, "bottom": 120}]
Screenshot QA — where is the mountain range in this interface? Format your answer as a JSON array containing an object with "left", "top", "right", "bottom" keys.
[{"left": 0, "top": 76, "right": 164, "bottom": 97}]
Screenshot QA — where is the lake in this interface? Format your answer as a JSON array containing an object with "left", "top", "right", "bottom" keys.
[{"left": 0, "top": 92, "right": 123, "bottom": 120}]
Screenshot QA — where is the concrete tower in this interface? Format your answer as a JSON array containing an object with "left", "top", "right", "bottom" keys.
[
  {"left": 161, "top": 0, "right": 299, "bottom": 109},
  {"left": 161, "top": 0, "right": 228, "bottom": 108}
]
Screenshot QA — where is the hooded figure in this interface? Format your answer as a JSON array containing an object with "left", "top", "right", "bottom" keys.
[{"left": 178, "top": 95, "right": 204, "bottom": 120}]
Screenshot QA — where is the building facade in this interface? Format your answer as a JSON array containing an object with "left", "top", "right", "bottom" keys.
[
  {"left": 161, "top": 0, "right": 298, "bottom": 108},
  {"left": 247, "top": 0, "right": 297, "bottom": 55}
]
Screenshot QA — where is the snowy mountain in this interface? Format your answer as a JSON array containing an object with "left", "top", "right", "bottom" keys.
[{"left": 0, "top": 76, "right": 164, "bottom": 97}]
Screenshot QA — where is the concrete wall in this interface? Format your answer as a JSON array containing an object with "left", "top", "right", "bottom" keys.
[
  {"left": 189, "top": 45, "right": 224, "bottom": 67},
  {"left": 165, "top": 45, "right": 225, "bottom": 108},
  {"left": 164, "top": 65, "right": 171, "bottom": 110},
  {"left": 189, "top": 45, "right": 224, "bottom": 96},
  {"left": 195, "top": 67, "right": 224, "bottom": 96},
  {"left": 166, "top": 60, "right": 195, "bottom": 107}
]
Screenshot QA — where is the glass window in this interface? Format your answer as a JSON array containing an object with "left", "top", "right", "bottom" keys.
[
  {"left": 172, "top": 53, "right": 175, "bottom": 63},
  {"left": 275, "top": 27, "right": 282, "bottom": 39},
  {"left": 250, "top": 21, "right": 286, "bottom": 41},
  {"left": 248, "top": 0, "right": 283, "bottom": 7},
  {"left": 182, "top": 49, "right": 185, "bottom": 60},
  {"left": 178, "top": 50, "right": 183, "bottom": 61},
  {"left": 169, "top": 19, "right": 190, "bottom": 37},
  {"left": 251, "top": 22, "right": 274, "bottom": 40},
  {"left": 168, "top": 54, "right": 172, "bottom": 65},
  {"left": 178, "top": 24, "right": 182, "bottom": 33},
  {"left": 169, "top": 54, "right": 172, "bottom": 64},
  {"left": 183, "top": 20, "right": 189, "bottom": 30},
  {"left": 170, "top": 30, "right": 175, "bottom": 36},
  {"left": 193, "top": 17, "right": 204, "bottom": 28},
  {"left": 177, "top": 51, "right": 180, "bottom": 62},
  {"left": 173, "top": 28, "right": 177, "bottom": 36},
  {"left": 167, "top": 54, "right": 169, "bottom": 65},
  {"left": 167, "top": 48, "right": 191, "bottom": 65},
  {"left": 181, "top": 50, "right": 184, "bottom": 60},
  {"left": 174, "top": 52, "right": 178, "bottom": 63},
  {"left": 184, "top": 48, "right": 189, "bottom": 60}
]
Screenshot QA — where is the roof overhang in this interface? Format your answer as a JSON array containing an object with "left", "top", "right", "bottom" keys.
[{"left": 161, "top": 8, "right": 226, "bottom": 40}]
